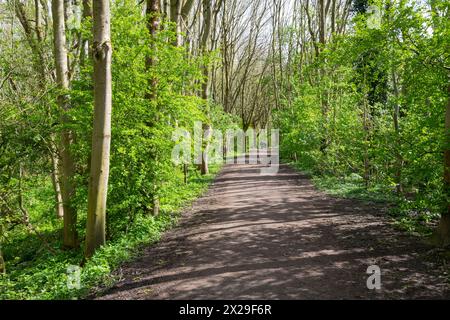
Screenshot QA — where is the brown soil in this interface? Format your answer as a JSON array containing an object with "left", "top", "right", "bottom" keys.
[{"left": 97, "top": 163, "right": 450, "bottom": 299}]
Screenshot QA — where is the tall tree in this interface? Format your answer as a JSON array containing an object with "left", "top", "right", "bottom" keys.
[
  {"left": 52, "top": 0, "right": 78, "bottom": 248},
  {"left": 0, "top": 225, "right": 4, "bottom": 274},
  {"left": 435, "top": 80, "right": 450, "bottom": 246},
  {"left": 145, "top": 0, "right": 161, "bottom": 215},
  {"left": 85, "top": 0, "right": 112, "bottom": 258},
  {"left": 80, "top": 0, "right": 93, "bottom": 66},
  {"left": 169, "top": 0, "right": 195, "bottom": 47},
  {"left": 430, "top": 0, "right": 450, "bottom": 247},
  {"left": 199, "top": 0, "right": 213, "bottom": 175},
  {"left": 13, "top": 0, "right": 65, "bottom": 220},
  {"left": 146, "top": 0, "right": 160, "bottom": 98}
]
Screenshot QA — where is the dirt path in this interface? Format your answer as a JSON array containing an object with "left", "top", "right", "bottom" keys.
[{"left": 97, "top": 163, "right": 450, "bottom": 299}]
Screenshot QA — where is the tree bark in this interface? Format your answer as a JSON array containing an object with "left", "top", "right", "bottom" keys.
[
  {"left": 0, "top": 225, "right": 4, "bottom": 274},
  {"left": 80, "top": 0, "right": 93, "bottom": 66},
  {"left": 318, "top": 0, "right": 326, "bottom": 47},
  {"left": 50, "top": 148, "right": 64, "bottom": 218},
  {"left": 145, "top": 0, "right": 161, "bottom": 215},
  {"left": 169, "top": 0, "right": 183, "bottom": 46},
  {"left": 146, "top": 0, "right": 160, "bottom": 100},
  {"left": 52, "top": 0, "right": 78, "bottom": 248},
  {"left": 271, "top": 0, "right": 280, "bottom": 110},
  {"left": 35, "top": 0, "right": 43, "bottom": 42},
  {"left": 434, "top": 80, "right": 450, "bottom": 246},
  {"left": 199, "top": 0, "right": 213, "bottom": 175},
  {"left": 181, "top": 0, "right": 195, "bottom": 27},
  {"left": 392, "top": 69, "right": 403, "bottom": 194},
  {"left": 85, "top": 0, "right": 112, "bottom": 258},
  {"left": 331, "top": 0, "right": 336, "bottom": 35},
  {"left": 0, "top": 251, "right": 4, "bottom": 274}
]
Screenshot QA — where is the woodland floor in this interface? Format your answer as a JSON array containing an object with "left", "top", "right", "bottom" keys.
[{"left": 96, "top": 160, "right": 450, "bottom": 299}]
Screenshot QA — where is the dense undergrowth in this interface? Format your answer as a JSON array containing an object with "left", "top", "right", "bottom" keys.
[
  {"left": 0, "top": 164, "right": 221, "bottom": 300},
  {"left": 287, "top": 161, "right": 440, "bottom": 237},
  {"left": 274, "top": 1, "right": 449, "bottom": 240}
]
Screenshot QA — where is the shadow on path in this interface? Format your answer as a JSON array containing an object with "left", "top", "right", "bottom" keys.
[{"left": 96, "top": 163, "right": 450, "bottom": 299}]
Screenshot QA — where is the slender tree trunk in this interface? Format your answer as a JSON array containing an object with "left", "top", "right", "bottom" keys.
[
  {"left": 362, "top": 73, "right": 371, "bottom": 188},
  {"left": 15, "top": 0, "right": 66, "bottom": 221},
  {"left": 35, "top": 0, "right": 42, "bottom": 42},
  {"left": 169, "top": 0, "right": 178, "bottom": 22},
  {"left": 363, "top": 97, "right": 370, "bottom": 188},
  {"left": 162, "top": 0, "right": 170, "bottom": 18},
  {"left": 271, "top": 4, "right": 280, "bottom": 111},
  {"left": 319, "top": 0, "right": 329, "bottom": 154},
  {"left": 80, "top": 0, "right": 93, "bottom": 66},
  {"left": 52, "top": 0, "right": 78, "bottom": 248},
  {"left": 304, "top": 0, "right": 319, "bottom": 57},
  {"left": 50, "top": 150, "right": 64, "bottom": 218},
  {"left": 221, "top": 1, "right": 230, "bottom": 112},
  {"left": 180, "top": 0, "right": 195, "bottom": 46},
  {"left": 392, "top": 69, "right": 403, "bottom": 194},
  {"left": 0, "top": 253, "right": 4, "bottom": 274},
  {"left": 318, "top": 0, "right": 325, "bottom": 47},
  {"left": 0, "top": 225, "right": 4, "bottom": 274},
  {"left": 83, "top": 0, "right": 93, "bottom": 18},
  {"left": 201, "top": 122, "right": 212, "bottom": 174},
  {"left": 183, "top": 163, "right": 188, "bottom": 184},
  {"left": 199, "top": 0, "right": 212, "bottom": 175},
  {"left": 200, "top": 45, "right": 211, "bottom": 175},
  {"left": 331, "top": 0, "right": 336, "bottom": 35},
  {"left": 146, "top": 0, "right": 160, "bottom": 99},
  {"left": 85, "top": 0, "right": 112, "bottom": 258},
  {"left": 170, "top": 0, "right": 182, "bottom": 46},
  {"left": 146, "top": 0, "right": 161, "bottom": 215}
]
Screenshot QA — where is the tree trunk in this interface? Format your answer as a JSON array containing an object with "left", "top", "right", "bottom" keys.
[
  {"left": 50, "top": 150, "right": 64, "bottom": 218},
  {"left": 14, "top": 0, "right": 66, "bottom": 221},
  {"left": 170, "top": 0, "right": 183, "bottom": 46},
  {"left": 271, "top": 1, "right": 280, "bottom": 110},
  {"left": 363, "top": 96, "right": 370, "bottom": 188},
  {"left": 162, "top": 0, "right": 170, "bottom": 18},
  {"left": 85, "top": 0, "right": 112, "bottom": 258},
  {"left": 146, "top": 0, "right": 161, "bottom": 215},
  {"left": 201, "top": 122, "right": 212, "bottom": 174},
  {"left": 201, "top": 56, "right": 211, "bottom": 174},
  {"left": 52, "top": 0, "right": 78, "bottom": 248},
  {"left": 331, "top": 0, "right": 336, "bottom": 35},
  {"left": 392, "top": 69, "right": 403, "bottom": 194},
  {"left": 0, "top": 225, "right": 4, "bottom": 274},
  {"left": 221, "top": 1, "right": 230, "bottom": 112},
  {"left": 183, "top": 164, "right": 188, "bottom": 184},
  {"left": 199, "top": 0, "right": 212, "bottom": 175},
  {"left": 434, "top": 80, "right": 450, "bottom": 246},
  {"left": 146, "top": 0, "right": 160, "bottom": 99},
  {"left": 180, "top": 0, "right": 195, "bottom": 46},
  {"left": 318, "top": 0, "right": 326, "bottom": 47},
  {"left": 80, "top": 0, "right": 93, "bottom": 66},
  {"left": 0, "top": 251, "right": 4, "bottom": 274},
  {"left": 35, "top": 0, "right": 42, "bottom": 42}
]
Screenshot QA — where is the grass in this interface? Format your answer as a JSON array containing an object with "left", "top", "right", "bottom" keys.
[
  {"left": 286, "top": 161, "right": 441, "bottom": 237},
  {"left": 0, "top": 164, "right": 222, "bottom": 300}
]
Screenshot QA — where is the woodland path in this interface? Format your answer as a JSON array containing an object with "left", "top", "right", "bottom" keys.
[{"left": 97, "top": 162, "right": 450, "bottom": 299}]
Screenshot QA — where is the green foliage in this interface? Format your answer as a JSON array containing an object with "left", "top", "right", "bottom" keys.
[
  {"left": 0, "top": 164, "right": 221, "bottom": 300},
  {"left": 0, "top": 0, "right": 235, "bottom": 300},
  {"left": 275, "top": 0, "right": 450, "bottom": 231}
]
